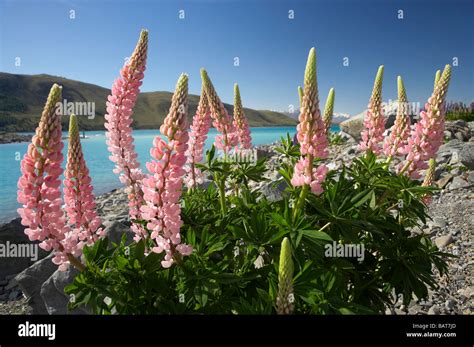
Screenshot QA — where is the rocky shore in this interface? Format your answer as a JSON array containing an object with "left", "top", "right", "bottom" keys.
[
  {"left": 0, "top": 132, "right": 32, "bottom": 144},
  {"left": 1, "top": 120, "right": 473, "bottom": 315}
]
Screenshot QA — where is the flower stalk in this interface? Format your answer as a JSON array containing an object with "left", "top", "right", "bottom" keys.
[
  {"left": 276, "top": 237, "right": 294, "bottom": 314},
  {"left": 400, "top": 65, "right": 451, "bottom": 179},
  {"left": 140, "top": 73, "right": 193, "bottom": 268},
  {"left": 291, "top": 48, "right": 329, "bottom": 220},
  {"left": 383, "top": 76, "right": 411, "bottom": 162},
  {"left": 104, "top": 29, "right": 148, "bottom": 241},
  {"left": 359, "top": 66, "right": 385, "bottom": 155},
  {"left": 184, "top": 85, "right": 212, "bottom": 189},
  {"left": 322, "top": 88, "right": 335, "bottom": 135}
]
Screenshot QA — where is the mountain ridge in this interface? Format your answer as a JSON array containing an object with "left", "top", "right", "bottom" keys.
[{"left": 0, "top": 72, "right": 297, "bottom": 132}]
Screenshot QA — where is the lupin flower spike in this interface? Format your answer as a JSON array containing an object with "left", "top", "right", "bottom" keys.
[
  {"left": 104, "top": 29, "right": 148, "bottom": 241},
  {"left": 64, "top": 114, "right": 105, "bottom": 256},
  {"left": 233, "top": 84, "right": 253, "bottom": 151},
  {"left": 298, "top": 86, "right": 304, "bottom": 106},
  {"left": 276, "top": 237, "right": 294, "bottom": 314},
  {"left": 421, "top": 158, "right": 436, "bottom": 204},
  {"left": 383, "top": 76, "right": 411, "bottom": 158},
  {"left": 401, "top": 65, "right": 452, "bottom": 179},
  {"left": 141, "top": 74, "right": 193, "bottom": 268},
  {"left": 184, "top": 86, "right": 212, "bottom": 189},
  {"left": 322, "top": 88, "right": 335, "bottom": 134},
  {"left": 200, "top": 68, "right": 238, "bottom": 154},
  {"left": 291, "top": 48, "right": 329, "bottom": 197},
  {"left": 359, "top": 65, "right": 386, "bottom": 155}
]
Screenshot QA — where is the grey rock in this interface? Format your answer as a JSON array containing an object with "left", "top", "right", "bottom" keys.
[
  {"left": 459, "top": 143, "right": 474, "bottom": 169},
  {"left": 454, "top": 132, "right": 465, "bottom": 142},
  {"left": 468, "top": 171, "right": 474, "bottom": 183},
  {"left": 428, "top": 305, "right": 440, "bottom": 315},
  {"left": 444, "top": 130, "right": 453, "bottom": 140},
  {"left": 14, "top": 253, "right": 56, "bottom": 314},
  {"left": 339, "top": 113, "right": 365, "bottom": 140},
  {"left": 259, "top": 180, "right": 287, "bottom": 202},
  {"left": 448, "top": 176, "right": 469, "bottom": 190},
  {"left": 435, "top": 234, "right": 454, "bottom": 249},
  {"left": 40, "top": 267, "right": 88, "bottom": 315},
  {"left": 432, "top": 217, "right": 447, "bottom": 229},
  {"left": 255, "top": 147, "right": 274, "bottom": 160},
  {"left": 445, "top": 299, "right": 456, "bottom": 310},
  {"left": 104, "top": 221, "right": 134, "bottom": 245},
  {"left": 0, "top": 218, "right": 49, "bottom": 279}
]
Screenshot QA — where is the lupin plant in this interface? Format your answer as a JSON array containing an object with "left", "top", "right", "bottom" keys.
[
  {"left": 141, "top": 74, "right": 193, "bottom": 268},
  {"left": 200, "top": 68, "right": 238, "bottom": 155},
  {"left": 322, "top": 88, "right": 335, "bottom": 134},
  {"left": 104, "top": 29, "right": 148, "bottom": 241},
  {"left": 400, "top": 65, "right": 451, "bottom": 179},
  {"left": 291, "top": 48, "right": 329, "bottom": 218},
  {"left": 184, "top": 85, "right": 212, "bottom": 189},
  {"left": 359, "top": 66, "right": 386, "bottom": 155},
  {"left": 232, "top": 83, "right": 253, "bottom": 151},
  {"left": 383, "top": 76, "right": 411, "bottom": 160},
  {"left": 276, "top": 237, "right": 294, "bottom": 314}
]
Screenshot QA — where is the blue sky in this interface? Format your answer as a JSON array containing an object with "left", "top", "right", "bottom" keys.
[{"left": 1, "top": 0, "right": 473, "bottom": 115}]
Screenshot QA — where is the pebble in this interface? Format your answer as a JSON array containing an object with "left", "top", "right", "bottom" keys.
[
  {"left": 428, "top": 306, "right": 440, "bottom": 315},
  {"left": 445, "top": 299, "right": 456, "bottom": 310},
  {"left": 435, "top": 234, "right": 454, "bottom": 249}
]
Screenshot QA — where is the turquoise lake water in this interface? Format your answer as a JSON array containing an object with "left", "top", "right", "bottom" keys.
[{"left": 0, "top": 126, "right": 339, "bottom": 222}]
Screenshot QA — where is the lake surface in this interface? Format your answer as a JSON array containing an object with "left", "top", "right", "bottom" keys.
[{"left": 0, "top": 126, "right": 339, "bottom": 223}]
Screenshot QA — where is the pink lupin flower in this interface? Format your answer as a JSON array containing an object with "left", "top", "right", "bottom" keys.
[
  {"left": 63, "top": 114, "right": 105, "bottom": 256},
  {"left": 383, "top": 76, "right": 411, "bottom": 158},
  {"left": 140, "top": 74, "right": 193, "bottom": 268},
  {"left": 359, "top": 66, "right": 386, "bottom": 155},
  {"left": 17, "top": 84, "right": 82, "bottom": 271},
  {"left": 184, "top": 87, "right": 212, "bottom": 189},
  {"left": 400, "top": 65, "right": 452, "bottom": 179},
  {"left": 104, "top": 29, "right": 148, "bottom": 241},
  {"left": 290, "top": 48, "right": 329, "bottom": 196},
  {"left": 233, "top": 84, "right": 253, "bottom": 151},
  {"left": 200, "top": 69, "right": 238, "bottom": 154}
]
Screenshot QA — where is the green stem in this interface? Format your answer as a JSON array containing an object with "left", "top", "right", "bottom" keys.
[
  {"left": 398, "top": 160, "right": 412, "bottom": 176},
  {"left": 216, "top": 173, "right": 227, "bottom": 216},
  {"left": 293, "top": 185, "right": 309, "bottom": 222}
]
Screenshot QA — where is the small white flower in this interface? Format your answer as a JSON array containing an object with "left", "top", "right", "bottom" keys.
[{"left": 254, "top": 255, "right": 264, "bottom": 269}]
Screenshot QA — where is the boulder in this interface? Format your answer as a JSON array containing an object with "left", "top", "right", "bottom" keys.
[
  {"left": 0, "top": 218, "right": 48, "bottom": 280},
  {"left": 459, "top": 143, "right": 474, "bottom": 169},
  {"left": 40, "top": 267, "right": 89, "bottom": 315},
  {"left": 14, "top": 254, "right": 56, "bottom": 314},
  {"left": 104, "top": 221, "right": 134, "bottom": 245}
]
